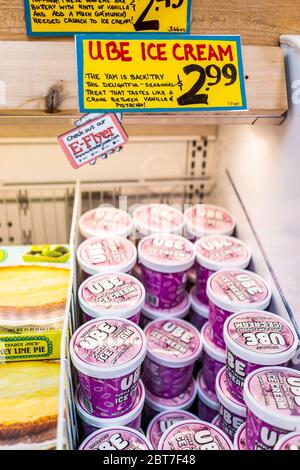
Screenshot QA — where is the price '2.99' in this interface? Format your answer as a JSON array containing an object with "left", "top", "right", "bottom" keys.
[
  {"left": 177, "top": 63, "right": 238, "bottom": 106},
  {"left": 134, "top": 0, "right": 185, "bottom": 31}
]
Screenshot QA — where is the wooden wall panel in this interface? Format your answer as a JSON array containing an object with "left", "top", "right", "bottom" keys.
[{"left": 0, "top": 0, "right": 299, "bottom": 45}]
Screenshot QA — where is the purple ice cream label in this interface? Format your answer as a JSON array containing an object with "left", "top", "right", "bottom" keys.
[
  {"left": 148, "top": 411, "right": 196, "bottom": 449},
  {"left": 78, "top": 237, "right": 135, "bottom": 271},
  {"left": 159, "top": 420, "right": 233, "bottom": 450},
  {"left": 226, "top": 311, "right": 296, "bottom": 355},
  {"left": 247, "top": 369, "right": 300, "bottom": 417},
  {"left": 196, "top": 235, "right": 250, "bottom": 267},
  {"left": 145, "top": 319, "right": 201, "bottom": 363},
  {"left": 185, "top": 205, "right": 235, "bottom": 235},
  {"left": 80, "top": 208, "right": 132, "bottom": 237},
  {"left": 209, "top": 270, "right": 270, "bottom": 307},
  {"left": 134, "top": 204, "right": 183, "bottom": 233},
  {"left": 73, "top": 319, "right": 144, "bottom": 368},
  {"left": 80, "top": 427, "right": 153, "bottom": 450},
  {"left": 139, "top": 234, "right": 194, "bottom": 266},
  {"left": 80, "top": 273, "right": 144, "bottom": 313}
]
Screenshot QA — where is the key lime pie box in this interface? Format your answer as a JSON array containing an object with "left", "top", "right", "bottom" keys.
[{"left": 0, "top": 245, "right": 71, "bottom": 362}]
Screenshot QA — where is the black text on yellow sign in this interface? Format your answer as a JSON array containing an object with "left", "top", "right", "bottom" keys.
[
  {"left": 76, "top": 35, "right": 247, "bottom": 113},
  {"left": 24, "top": 0, "right": 191, "bottom": 36}
]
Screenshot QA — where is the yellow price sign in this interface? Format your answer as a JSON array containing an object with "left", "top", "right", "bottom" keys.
[
  {"left": 24, "top": 0, "right": 191, "bottom": 35},
  {"left": 76, "top": 35, "right": 247, "bottom": 113}
]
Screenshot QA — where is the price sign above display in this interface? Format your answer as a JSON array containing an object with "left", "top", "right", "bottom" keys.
[
  {"left": 24, "top": 0, "right": 191, "bottom": 36},
  {"left": 76, "top": 34, "right": 247, "bottom": 113}
]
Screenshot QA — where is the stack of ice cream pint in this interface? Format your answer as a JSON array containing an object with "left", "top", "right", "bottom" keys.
[{"left": 69, "top": 203, "right": 300, "bottom": 451}]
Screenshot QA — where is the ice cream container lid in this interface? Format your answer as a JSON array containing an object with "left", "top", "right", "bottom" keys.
[
  {"left": 141, "top": 292, "right": 190, "bottom": 321},
  {"left": 133, "top": 203, "right": 184, "bottom": 237},
  {"left": 196, "top": 372, "right": 219, "bottom": 411},
  {"left": 138, "top": 233, "right": 195, "bottom": 274},
  {"left": 212, "top": 415, "right": 222, "bottom": 427},
  {"left": 195, "top": 234, "right": 251, "bottom": 272},
  {"left": 144, "top": 318, "right": 202, "bottom": 368},
  {"left": 233, "top": 423, "right": 247, "bottom": 450},
  {"left": 144, "top": 378, "right": 196, "bottom": 412},
  {"left": 184, "top": 204, "right": 236, "bottom": 239},
  {"left": 224, "top": 310, "right": 298, "bottom": 366},
  {"left": 274, "top": 431, "right": 300, "bottom": 450},
  {"left": 79, "top": 207, "right": 133, "bottom": 239},
  {"left": 244, "top": 367, "right": 300, "bottom": 431},
  {"left": 201, "top": 322, "right": 226, "bottom": 363},
  {"left": 75, "top": 380, "right": 145, "bottom": 429},
  {"left": 79, "top": 426, "right": 153, "bottom": 450},
  {"left": 147, "top": 410, "right": 198, "bottom": 449},
  {"left": 158, "top": 419, "right": 233, "bottom": 450},
  {"left": 77, "top": 237, "right": 137, "bottom": 276},
  {"left": 190, "top": 287, "right": 209, "bottom": 319},
  {"left": 78, "top": 272, "right": 145, "bottom": 319},
  {"left": 216, "top": 367, "right": 246, "bottom": 417},
  {"left": 207, "top": 269, "right": 272, "bottom": 313},
  {"left": 70, "top": 318, "right": 147, "bottom": 379}
]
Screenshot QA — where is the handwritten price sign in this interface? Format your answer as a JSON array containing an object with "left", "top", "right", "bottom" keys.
[
  {"left": 24, "top": 0, "right": 191, "bottom": 36},
  {"left": 76, "top": 34, "right": 247, "bottom": 113}
]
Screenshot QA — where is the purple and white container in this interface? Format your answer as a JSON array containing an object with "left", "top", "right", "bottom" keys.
[
  {"left": 78, "top": 272, "right": 145, "bottom": 325},
  {"left": 184, "top": 204, "right": 236, "bottom": 241},
  {"left": 133, "top": 203, "right": 184, "bottom": 239},
  {"left": 274, "top": 431, "right": 300, "bottom": 450},
  {"left": 143, "top": 318, "right": 202, "bottom": 398},
  {"left": 196, "top": 372, "right": 219, "bottom": 423},
  {"left": 207, "top": 269, "right": 272, "bottom": 349},
  {"left": 158, "top": 419, "right": 234, "bottom": 450},
  {"left": 212, "top": 415, "right": 222, "bottom": 427},
  {"left": 75, "top": 380, "right": 145, "bottom": 436},
  {"left": 70, "top": 318, "right": 147, "bottom": 419},
  {"left": 79, "top": 207, "right": 133, "bottom": 239},
  {"left": 77, "top": 236, "right": 137, "bottom": 278},
  {"left": 79, "top": 426, "right": 153, "bottom": 450},
  {"left": 201, "top": 322, "right": 226, "bottom": 393},
  {"left": 224, "top": 310, "right": 298, "bottom": 402},
  {"left": 194, "top": 234, "right": 251, "bottom": 305},
  {"left": 244, "top": 367, "right": 300, "bottom": 450},
  {"left": 143, "top": 378, "right": 197, "bottom": 421},
  {"left": 146, "top": 410, "right": 198, "bottom": 449},
  {"left": 215, "top": 367, "right": 246, "bottom": 440},
  {"left": 140, "top": 292, "right": 190, "bottom": 329},
  {"left": 138, "top": 233, "right": 195, "bottom": 309},
  {"left": 189, "top": 287, "right": 209, "bottom": 333},
  {"left": 233, "top": 423, "right": 247, "bottom": 450}
]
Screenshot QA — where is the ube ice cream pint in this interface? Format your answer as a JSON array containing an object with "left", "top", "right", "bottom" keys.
[
  {"left": 78, "top": 272, "right": 145, "bottom": 324},
  {"left": 143, "top": 318, "right": 202, "bottom": 398},
  {"left": 143, "top": 378, "right": 196, "bottom": 419},
  {"left": 184, "top": 204, "right": 236, "bottom": 240},
  {"left": 138, "top": 233, "right": 195, "bottom": 309},
  {"left": 194, "top": 235, "right": 251, "bottom": 305},
  {"left": 215, "top": 367, "right": 246, "bottom": 440},
  {"left": 243, "top": 367, "right": 300, "bottom": 450},
  {"left": 146, "top": 410, "right": 198, "bottom": 449},
  {"left": 77, "top": 237, "right": 137, "bottom": 278},
  {"left": 201, "top": 322, "right": 226, "bottom": 393},
  {"left": 70, "top": 318, "right": 147, "bottom": 419},
  {"left": 79, "top": 207, "right": 133, "bottom": 239},
  {"left": 207, "top": 269, "right": 272, "bottom": 349},
  {"left": 196, "top": 372, "right": 219, "bottom": 423},
  {"left": 233, "top": 423, "right": 247, "bottom": 450},
  {"left": 224, "top": 310, "right": 298, "bottom": 402},
  {"left": 158, "top": 419, "right": 233, "bottom": 450},
  {"left": 133, "top": 203, "right": 184, "bottom": 238},
  {"left": 140, "top": 292, "right": 190, "bottom": 329},
  {"left": 189, "top": 287, "right": 209, "bottom": 333},
  {"left": 79, "top": 426, "right": 153, "bottom": 450},
  {"left": 76, "top": 380, "right": 145, "bottom": 436},
  {"left": 274, "top": 431, "right": 300, "bottom": 450}
]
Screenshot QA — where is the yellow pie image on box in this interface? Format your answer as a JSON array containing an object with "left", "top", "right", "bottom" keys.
[
  {"left": 0, "top": 266, "right": 70, "bottom": 326},
  {"left": 0, "top": 361, "right": 60, "bottom": 448}
]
